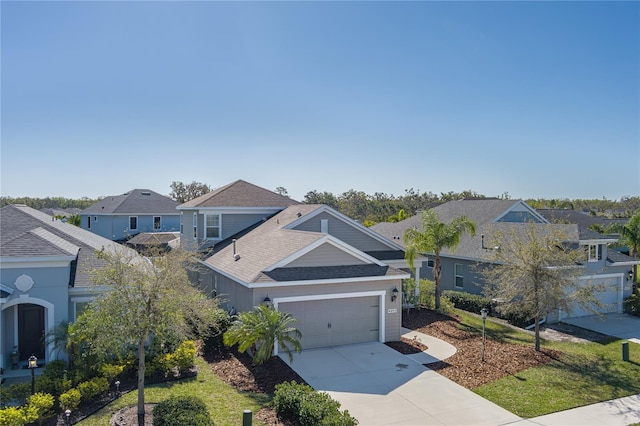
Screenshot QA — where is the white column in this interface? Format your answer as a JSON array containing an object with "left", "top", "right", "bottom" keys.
[{"left": 414, "top": 265, "right": 421, "bottom": 302}]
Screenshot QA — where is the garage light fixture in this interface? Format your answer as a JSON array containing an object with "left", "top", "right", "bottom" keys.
[
  {"left": 263, "top": 295, "right": 272, "bottom": 308},
  {"left": 628, "top": 270, "right": 634, "bottom": 281},
  {"left": 391, "top": 287, "right": 399, "bottom": 302}
]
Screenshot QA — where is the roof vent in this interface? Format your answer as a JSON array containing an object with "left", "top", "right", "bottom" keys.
[
  {"left": 232, "top": 239, "right": 240, "bottom": 261},
  {"left": 296, "top": 212, "right": 302, "bottom": 218},
  {"left": 141, "top": 192, "right": 151, "bottom": 196}
]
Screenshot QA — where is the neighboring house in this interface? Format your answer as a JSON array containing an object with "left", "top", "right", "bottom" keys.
[
  {"left": 179, "top": 181, "right": 413, "bottom": 352},
  {"left": 372, "top": 199, "right": 639, "bottom": 321},
  {"left": 125, "top": 232, "right": 180, "bottom": 254},
  {"left": 80, "top": 189, "right": 180, "bottom": 241},
  {"left": 0, "top": 204, "right": 137, "bottom": 374}
]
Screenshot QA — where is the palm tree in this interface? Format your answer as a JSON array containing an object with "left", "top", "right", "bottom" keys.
[
  {"left": 223, "top": 304, "right": 302, "bottom": 364},
  {"left": 608, "top": 209, "right": 640, "bottom": 290},
  {"left": 44, "top": 321, "right": 70, "bottom": 362},
  {"left": 404, "top": 209, "right": 476, "bottom": 309}
]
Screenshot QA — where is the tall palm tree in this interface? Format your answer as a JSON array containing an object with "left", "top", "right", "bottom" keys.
[
  {"left": 223, "top": 304, "right": 302, "bottom": 364},
  {"left": 608, "top": 209, "right": 640, "bottom": 290},
  {"left": 404, "top": 209, "right": 476, "bottom": 309}
]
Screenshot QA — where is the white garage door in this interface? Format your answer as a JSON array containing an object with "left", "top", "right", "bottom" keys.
[
  {"left": 561, "top": 276, "right": 621, "bottom": 319},
  {"left": 279, "top": 296, "right": 380, "bottom": 350}
]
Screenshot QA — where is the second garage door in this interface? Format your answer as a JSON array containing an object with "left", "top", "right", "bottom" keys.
[{"left": 280, "top": 296, "right": 380, "bottom": 350}]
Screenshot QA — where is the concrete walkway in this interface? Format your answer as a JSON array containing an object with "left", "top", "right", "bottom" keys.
[
  {"left": 401, "top": 327, "right": 457, "bottom": 364},
  {"left": 562, "top": 313, "right": 640, "bottom": 344}
]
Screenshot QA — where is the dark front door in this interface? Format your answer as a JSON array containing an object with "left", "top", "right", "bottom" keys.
[{"left": 18, "top": 304, "right": 45, "bottom": 360}]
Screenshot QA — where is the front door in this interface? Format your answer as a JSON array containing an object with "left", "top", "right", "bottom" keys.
[{"left": 18, "top": 304, "right": 45, "bottom": 360}]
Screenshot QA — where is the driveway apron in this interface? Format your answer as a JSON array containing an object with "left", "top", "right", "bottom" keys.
[
  {"left": 562, "top": 314, "right": 640, "bottom": 344},
  {"left": 280, "top": 342, "right": 522, "bottom": 425}
]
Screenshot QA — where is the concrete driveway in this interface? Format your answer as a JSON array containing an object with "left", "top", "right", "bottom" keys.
[
  {"left": 280, "top": 342, "right": 521, "bottom": 425},
  {"left": 562, "top": 314, "right": 640, "bottom": 344}
]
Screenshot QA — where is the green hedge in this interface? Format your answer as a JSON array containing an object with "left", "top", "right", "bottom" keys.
[
  {"left": 152, "top": 396, "right": 213, "bottom": 426},
  {"left": 441, "top": 290, "right": 492, "bottom": 315},
  {"left": 624, "top": 292, "right": 640, "bottom": 317},
  {"left": 273, "top": 381, "right": 358, "bottom": 426}
]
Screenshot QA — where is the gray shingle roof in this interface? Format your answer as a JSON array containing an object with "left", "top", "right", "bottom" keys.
[
  {"left": 1, "top": 204, "right": 138, "bottom": 287},
  {"left": 82, "top": 189, "right": 179, "bottom": 214},
  {"left": 178, "top": 180, "right": 300, "bottom": 208},
  {"left": 255, "top": 264, "right": 405, "bottom": 283},
  {"left": 205, "top": 204, "right": 406, "bottom": 284}
]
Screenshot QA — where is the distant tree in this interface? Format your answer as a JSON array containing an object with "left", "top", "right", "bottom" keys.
[
  {"left": 67, "top": 214, "right": 81, "bottom": 227},
  {"left": 223, "top": 304, "right": 302, "bottom": 365},
  {"left": 388, "top": 209, "right": 407, "bottom": 223},
  {"left": 403, "top": 209, "right": 476, "bottom": 309},
  {"left": 169, "top": 181, "right": 212, "bottom": 203},
  {"left": 303, "top": 190, "right": 339, "bottom": 209},
  {"left": 70, "top": 247, "right": 227, "bottom": 425},
  {"left": 607, "top": 209, "right": 640, "bottom": 287},
  {"left": 275, "top": 186, "right": 289, "bottom": 196},
  {"left": 480, "top": 224, "right": 599, "bottom": 351}
]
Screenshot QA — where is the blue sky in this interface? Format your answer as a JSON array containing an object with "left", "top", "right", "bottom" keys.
[{"left": 2, "top": 1, "right": 638, "bottom": 202}]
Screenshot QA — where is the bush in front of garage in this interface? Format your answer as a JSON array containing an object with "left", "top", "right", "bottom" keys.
[
  {"left": 624, "top": 291, "right": 640, "bottom": 317},
  {"left": 273, "top": 381, "right": 358, "bottom": 425}
]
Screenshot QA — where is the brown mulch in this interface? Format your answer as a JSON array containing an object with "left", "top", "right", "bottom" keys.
[{"left": 402, "top": 309, "right": 564, "bottom": 389}]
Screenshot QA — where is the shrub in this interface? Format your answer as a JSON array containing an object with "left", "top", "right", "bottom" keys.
[
  {"left": 8, "top": 384, "right": 31, "bottom": 406},
  {"left": 273, "top": 381, "right": 357, "bottom": 426},
  {"left": 273, "top": 381, "right": 314, "bottom": 419},
  {"left": 99, "top": 363, "right": 126, "bottom": 381},
  {"left": 77, "top": 377, "right": 109, "bottom": 401},
  {"left": 152, "top": 396, "right": 213, "bottom": 426},
  {"left": 0, "top": 405, "right": 37, "bottom": 426},
  {"left": 27, "top": 393, "right": 55, "bottom": 425},
  {"left": 624, "top": 292, "right": 640, "bottom": 317},
  {"left": 59, "top": 388, "right": 81, "bottom": 411},
  {"left": 442, "top": 290, "right": 492, "bottom": 315},
  {"left": 438, "top": 295, "right": 455, "bottom": 314},
  {"left": 172, "top": 340, "right": 197, "bottom": 371}
]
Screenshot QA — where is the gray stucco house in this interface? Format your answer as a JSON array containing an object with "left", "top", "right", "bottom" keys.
[
  {"left": 80, "top": 189, "right": 180, "bottom": 241},
  {"left": 179, "top": 180, "right": 412, "bottom": 351},
  {"left": 1, "top": 204, "right": 137, "bottom": 374},
  {"left": 372, "top": 199, "right": 639, "bottom": 321}
]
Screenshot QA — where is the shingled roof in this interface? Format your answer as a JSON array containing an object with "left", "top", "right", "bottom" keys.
[
  {"left": 82, "top": 189, "right": 179, "bottom": 214},
  {"left": 204, "top": 204, "right": 406, "bottom": 284},
  {"left": 1, "top": 204, "right": 137, "bottom": 287},
  {"left": 178, "top": 180, "right": 300, "bottom": 209}
]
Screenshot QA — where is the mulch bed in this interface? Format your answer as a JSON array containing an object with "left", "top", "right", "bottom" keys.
[{"left": 402, "top": 309, "right": 564, "bottom": 388}]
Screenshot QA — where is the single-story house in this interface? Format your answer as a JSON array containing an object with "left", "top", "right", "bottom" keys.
[
  {"left": 372, "top": 199, "right": 639, "bottom": 321},
  {"left": 178, "top": 180, "right": 414, "bottom": 352},
  {"left": 80, "top": 189, "right": 180, "bottom": 241},
  {"left": 1, "top": 204, "right": 138, "bottom": 374}
]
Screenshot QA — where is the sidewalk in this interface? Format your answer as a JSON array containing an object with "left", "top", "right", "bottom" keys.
[{"left": 400, "top": 328, "right": 640, "bottom": 426}]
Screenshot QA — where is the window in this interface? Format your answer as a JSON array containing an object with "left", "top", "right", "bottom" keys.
[
  {"left": 87, "top": 216, "right": 91, "bottom": 229},
  {"left": 205, "top": 214, "right": 220, "bottom": 239},
  {"left": 154, "top": 216, "right": 161, "bottom": 230},
  {"left": 427, "top": 258, "right": 434, "bottom": 268},
  {"left": 193, "top": 213, "right": 197, "bottom": 239},
  {"left": 588, "top": 244, "right": 602, "bottom": 262},
  {"left": 180, "top": 213, "right": 183, "bottom": 235},
  {"left": 129, "top": 216, "right": 138, "bottom": 231},
  {"left": 75, "top": 302, "right": 89, "bottom": 321},
  {"left": 454, "top": 264, "right": 464, "bottom": 288}
]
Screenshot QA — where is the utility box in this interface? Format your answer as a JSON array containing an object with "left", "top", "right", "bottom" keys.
[{"left": 622, "top": 341, "right": 629, "bottom": 362}]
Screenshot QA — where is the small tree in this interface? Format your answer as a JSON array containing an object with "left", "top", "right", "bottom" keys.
[
  {"left": 480, "top": 223, "right": 599, "bottom": 351},
  {"left": 608, "top": 209, "right": 640, "bottom": 290},
  {"left": 404, "top": 209, "right": 476, "bottom": 309},
  {"left": 224, "top": 304, "right": 302, "bottom": 364},
  {"left": 71, "top": 246, "right": 227, "bottom": 425}
]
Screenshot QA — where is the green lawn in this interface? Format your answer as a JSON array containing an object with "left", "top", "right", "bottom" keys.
[
  {"left": 453, "top": 310, "right": 640, "bottom": 418},
  {"left": 77, "top": 356, "right": 271, "bottom": 426}
]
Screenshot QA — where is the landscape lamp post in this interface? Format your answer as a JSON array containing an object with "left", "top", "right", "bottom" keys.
[
  {"left": 115, "top": 380, "right": 120, "bottom": 394},
  {"left": 480, "top": 308, "right": 488, "bottom": 362},
  {"left": 65, "top": 409, "right": 71, "bottom": 425},
  {"left": 28, "top": 355, "right": 38, "bottom": 395}
]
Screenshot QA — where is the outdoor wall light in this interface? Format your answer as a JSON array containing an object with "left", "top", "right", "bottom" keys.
[
  {"left": 263, "top": 295, "right": 272, "bottom": 307},
  {"left": 391, "top": 287, "right": 399, "bottom": 302},
  {"left": 628, "top": 270, "right": 634, "bottom": 281}
]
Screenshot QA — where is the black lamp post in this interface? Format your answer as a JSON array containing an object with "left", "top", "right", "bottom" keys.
[
  {"left": 65, "top": 409, "right": 71, "bottom": 425},
  {"left": 115, "top": 380, "right": 120, "bottom": 394},
  {"left": 480, "top": 308, "right": 488, "bottom": 362},
  {"left": 28, "top": 355, "right": 38, "bottom": 395}
]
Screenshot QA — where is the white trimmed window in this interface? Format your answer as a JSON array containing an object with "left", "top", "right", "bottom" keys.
[
  {"left": 180, "top": 212, "right": 183, "bottom": 235},
  {"left": 129, "top": 216, "right": 138, "bottom": 231},
  {"left": 205, "top": 214, "right": 221, "bottom": 239},
  {"left": 588, "top": 244, "right": 602, "bottom": 262},
  {"left": 454, "top": 264, "right": 464, "bottom": 288},
  {"left": 154, "top": 216, "right": 161, "bottom": 230},
  {"left": 427, "top": 258, "right": 434, "bottom": 268}
]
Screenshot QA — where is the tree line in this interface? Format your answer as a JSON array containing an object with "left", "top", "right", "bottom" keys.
[{"left": 3, "top": 181, "right": 639, "bottom": 226}]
